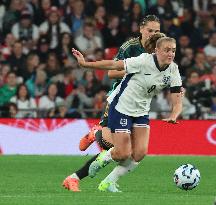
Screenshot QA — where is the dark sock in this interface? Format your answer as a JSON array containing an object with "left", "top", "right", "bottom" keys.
[
  {"left": 95, "top": 129, "right": 102, "bottom": 140},
  {"left": 75, "top": 154, "right": 99, "bottom": 180}
]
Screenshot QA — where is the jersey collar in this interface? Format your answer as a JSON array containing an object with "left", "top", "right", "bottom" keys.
[{"left": 153, "top": 54, "right": 169, "bottom": 72}]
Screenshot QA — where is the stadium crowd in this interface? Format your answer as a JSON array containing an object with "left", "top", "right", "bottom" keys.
[{"left": 0, "top": 0, "right": 215, "bottom": 119}]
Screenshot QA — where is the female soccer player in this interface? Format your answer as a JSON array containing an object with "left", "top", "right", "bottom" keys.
[
  {"left": 62, "top": 32, "right": 165, "bottom": 192},
  {"left": 72, "top": 37, "right": 183, "bottom": 192},
  {"left": 62, "top": 15, "right": 162, "bottom": 192}
]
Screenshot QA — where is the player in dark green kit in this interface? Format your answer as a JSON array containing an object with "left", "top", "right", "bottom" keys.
[{"left": 62, "top": 15, "right": 161, "bottom": 192}]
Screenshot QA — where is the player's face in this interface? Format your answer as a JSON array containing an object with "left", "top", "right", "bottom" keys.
[
  {"left": 140, "top": 21, "right": 160, "bottom": 42},
  {"left": 156, "top": 42, "right": 176, "bottom": 65}
]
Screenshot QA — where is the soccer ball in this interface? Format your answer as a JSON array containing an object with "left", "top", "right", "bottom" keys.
[{"left": 173, "top": 164, "right": 201, "bottom": 190}]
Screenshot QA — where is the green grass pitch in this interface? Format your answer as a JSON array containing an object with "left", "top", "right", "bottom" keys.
[{"left": 0, "top": 155, "right": 215, "bottom": 205}]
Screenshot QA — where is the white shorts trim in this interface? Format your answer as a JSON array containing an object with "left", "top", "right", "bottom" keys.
[
  {"left": 115, "top": 129, "right": 131, "bottom": 134},
  {"left": 133, "top": 124, "right": 150, "bottom": 128}
]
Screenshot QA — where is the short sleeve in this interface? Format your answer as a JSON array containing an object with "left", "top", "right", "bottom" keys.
[
  {"left": 170, "top": 64, "right": 182, "bottom": 87},
  {"left": 123, "top": 54, "right": 144, "bottom": 74}
]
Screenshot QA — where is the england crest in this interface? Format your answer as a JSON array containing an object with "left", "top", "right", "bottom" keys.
[{"left": 120, "top": 118, "right": 127, "bottom": 127}]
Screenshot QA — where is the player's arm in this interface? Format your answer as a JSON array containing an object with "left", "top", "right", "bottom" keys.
[
  {"left": 107, "top": 46, "right": 130, "bottom": 79},
  {"left": 72, "top": 48, "right": 124, "bottom": 71},
  {"left": 162, "top": 87, "right": 182, "bottom": 124},
  {"left": 108, "top": 70, "right": 126, "bottom": 79}
]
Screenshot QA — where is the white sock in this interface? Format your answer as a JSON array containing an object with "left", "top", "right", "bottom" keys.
[
  {"left": 103, "top": 158, "right": 139, "bottom": 183},
  {"left": 102, "top": 147, "right": 115, "bottom": 162},
  {"left": 70, "top": 173, "right": 80, "bottom": 180}
]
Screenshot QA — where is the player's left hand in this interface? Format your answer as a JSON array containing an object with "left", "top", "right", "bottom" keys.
[{"left": 162, "top": 118, "right": 179, "bottom": 124}]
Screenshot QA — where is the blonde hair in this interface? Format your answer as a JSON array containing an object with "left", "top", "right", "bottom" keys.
[{"left": 156, "top": 37, "right": 176, "bottom": 48}]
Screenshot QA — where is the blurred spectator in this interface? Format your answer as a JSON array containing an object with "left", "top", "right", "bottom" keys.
[
  {"left": 204, "top": 32, "right": 216, "bottom": 66},
  {"left": 209, "top": 2, "right": 216, "bottom": 26},
  {"left": 190, "top": 51, "right": 211, "bottom": 76},
  {"left": 200, "top": 64, "right": 216, "bottom": 87},
  {"left": 11, "top": 10, "right": 39, "bottom": 52},
  {"left": 192, "top": 0, "right": 212, "bottom": 27},
  {"left": 48, "top": 101, "right": 81, "bottom": 118},
  {"left": 8, "top": 102, "right": 18, "bottom": 118},
  {"left": 0, "top": 0, "right": 6, "bottom": 31},
  {"left": 1, "top": 102, "right": 18, "bottom": 118},
  {"left": 65, "top": 86, "right": 93, "bottom": 118},
  {"left": 22, "top": 53, "right": 40, "bottom": 81},
  {"left": 118, "top": 0, "right": 133, "bottom": 35},
  {"left": 0, "top": 71, "right": 17, "bottom": 106},
  {"left": 128, "top": 21, "right": 140, "bottom": 38},
  {"left": 2, "top": 0, "right": 25, "bottom": 34},
  {"left": 10, "top": 83, "right": 37, "bottom": 117},
  {"left": 79, "top": 70, "right": 102, "bottom": 97},
  {"left": 0, "top": 33, "right": 16, "bottom": 60},
  {"left": 39, "top": 6, "right": 70, "bottom": 50},
  {"left": 54, "top": 67, "right": 76, "bottom": 98},
  {"left": 26, "top": 69, "right": 48, "bottom": 98},
  {"left": 27, "top": 0, "right": 60, "bottom": 25},
  {"left": 25, "top": 0, "right": 41, "bottom": 25},
  {"left": 211, "top": 93, "right": 216, "bottom": 112},
  {"left": 179, "top": 47, "right": 194, "bottom": 77},
  {"left": 37, "top": 34, "right": 50, "bottom": 64},
  {"left": 36, "top": 0, "right": 52, "bottom": 25},
  {"left": 57, "top": 32, "right": 77, "bottom": 67},
  {"left": 176, "top": 35, "right": 191, "bottom": 63},
  {"left": 64, "top": 0, "right": 85, "bottom": 34},
  {"left": 74, "top": 22, "right": 103, "bottom": 57},
  {"left": 64, "top": 0, "right": 74, "bottom": 15},
  {"left": 94, "top": 5, "right": 106, "bottom": 31},
  {"left": 131, "top": 2, "right": 143, "bottom": 25},
  {"left": 161, "top": 12, "right": 182, "bottom": 40},
  {"left": 0, "top": 62, "right": 10, "bottom": 87},
  {"left": 92, "top": 89, "right": 106, "bottom": 118},
  {"left": 92, "top": 48, "right": 107, "bottom": 81},
  {"left": 186, "top": 70, "right": 212, "bottom": 117},
  {"left": 147, "top": 0, "right": 174, "bottom": 18},
  {"left": 7, "top": 40, "right": 26, "bottom": 77},
  {"left": 180, "top": 8, "right": 203, "bottom": 48},
  {"left": 45, "top": 52, "right": 61, "bottom": 78},
  {"left": 38, "top": 83, "right": 64, "bottom": 114},
  {"left": 155, "top": 90, "right": 171, "bottom": 118},
  {"left": 85, "top": 0, "right": 105, "bottom": 17},
  {"left": 199, "top": 16, "right": 216, "bottom": 46},
  {"left": 170, "top": 0, "right": 184, "bottom": 18},
  {"left": 102, "top": 15, "right": 125, "bottom": 48},
  {"left": 181, "top": 90, "right": 197, "bottom": 119}
]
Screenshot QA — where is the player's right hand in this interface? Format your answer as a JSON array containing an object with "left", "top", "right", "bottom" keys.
[{"left": 72, "top": 48, "right": 85, "bottom": 67}]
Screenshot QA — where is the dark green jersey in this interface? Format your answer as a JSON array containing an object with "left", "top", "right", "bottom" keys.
[
  {"left": 115, "top": 37, "right": 146, "bottom": 61},
  {"left": 101, "top": 38, "right": 146, "bottom": 126},
  {"left": 108, "top": 37, "right": 146, "bottom": 93}
]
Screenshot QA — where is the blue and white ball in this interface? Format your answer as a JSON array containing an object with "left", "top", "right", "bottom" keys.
[{"left": 173, "top": 164, "right": 201, "bottom": 190}]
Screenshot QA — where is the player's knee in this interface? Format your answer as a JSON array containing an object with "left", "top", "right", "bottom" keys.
[
  {"left": 115, "top": 149, "right": 131, "bottom": 161},
  {"left": 132, "top": 148, "right": 148, "bottom": 162}
]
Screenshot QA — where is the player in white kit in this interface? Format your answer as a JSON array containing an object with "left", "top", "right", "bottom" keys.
[{"left": 72, "top": 37, "right": 183, "bottom": 192}]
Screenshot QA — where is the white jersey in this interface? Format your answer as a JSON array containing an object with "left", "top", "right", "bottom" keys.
[{"left": 107, "top": 53, "right": 182, "bottom": 117}]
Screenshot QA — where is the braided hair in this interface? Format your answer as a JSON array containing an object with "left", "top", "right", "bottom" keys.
[{"left": 144, "top": 32, "right": 166, "bottom": 53}]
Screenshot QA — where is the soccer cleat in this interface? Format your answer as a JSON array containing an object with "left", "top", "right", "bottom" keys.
[
  {"left": 98, "top": 181, "right": 122, "bottom": 192},
  {"left": 79, "top": 125, "right": 102, "bottom": 151},
  {"left": 88, "top": 150, "right": 110, "bottom": 178},
  {"left": 62, "top": 176, "right": 81, "bottom": 192}
]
